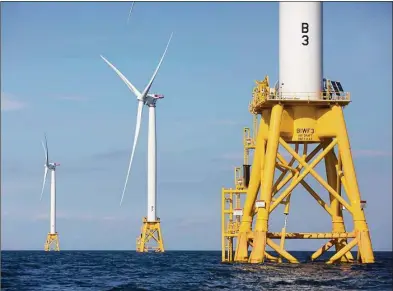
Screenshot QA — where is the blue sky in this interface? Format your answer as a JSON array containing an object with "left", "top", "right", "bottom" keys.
[{"left": 1, "top": 2, "right": 391, "bottom": 251}]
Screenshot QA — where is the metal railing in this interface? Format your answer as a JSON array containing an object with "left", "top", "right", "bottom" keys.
[{"left": 266, "top": 91, "right": 351, "bottom": 101}]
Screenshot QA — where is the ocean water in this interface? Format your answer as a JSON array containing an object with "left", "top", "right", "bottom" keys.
[{"left": 1, "top": 251, "right": 392, "bottom": 291}]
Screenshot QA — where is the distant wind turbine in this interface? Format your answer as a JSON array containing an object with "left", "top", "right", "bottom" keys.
[
  {"left": 40, "top": 134, "right": 61, "bottom": 251},
  {"left": 100, "top": 32, "right": 173, "bottom": 212}
]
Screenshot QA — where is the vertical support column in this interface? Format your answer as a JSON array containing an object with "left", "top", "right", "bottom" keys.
[
  {"left": 235, "top": 119, "right": 266, "bottom": 262},
  {"left": 137, "top": 219, "right": 148, "bottom": 252},
  {"left": 221, "top": 188, "right": 226, "bottom": 262},
  {"left": 278, "top": 216, "right": 287, "bottom": 263},
  {"left": 147, "top": 105, "right": 157, "bottom": 222},
  {"left": 332, "top": 105, "right": 374, "bottom": 263},
  {"left": 324, "top": 144, "right": 354, "bottom": 262},
  {"left": 250, "top": 104, "right": 283, "bottom": 263},
  {"left": 50, "top": 169, "right": 56, "bottom": 234},
  {"left": 46, "top": 169, "right": 59, "bottom": 252},
  {"left": 229, "top": 239, "right": 233, "bottom": 262},
  {"left": 155, "top": 221, "right": 164, "bottom": 252}
]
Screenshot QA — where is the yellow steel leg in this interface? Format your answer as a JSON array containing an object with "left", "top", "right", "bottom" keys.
[
  {"left": 324, "top": 146, "right": 354, "bottom": 262},
  {"left": 235, "top": 119, "right": 266, "bottom": 262},
  {"left": 136, "top": 217, "right": 164, "bottom": 253},
  {"left": 333, "top": 105, "right": 374, "bottom": 263},
  {"left": 228, "top": 237, "right": 233, "bottom": 262},
  {"left": 250, "top": 104, "right": 283, "bottom": 263},
  {"left": 44, "top": 233, "right": 60, "bottom": 251}
]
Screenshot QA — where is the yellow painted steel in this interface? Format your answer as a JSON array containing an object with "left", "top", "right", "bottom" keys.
[
  {"left": 311, "top": 239, "right": 335, "bottom": 261},
  {"left": 249, "top": 104, "right": 284, "bottom": 264},
  {"left": 234, "top": 167, "right": 244, "bottom": 189},
  {"left": 221, "top": 76, "right": 374, "bottom": 264},
  {"left": 243, "top": 114, "right": 258, "bottom": 165},
  {"left": 44, "top": 233, "right": 60, "bottom": 251},
  {"left": 136, "top": 217, "right": 164, "bottom": 253},
  {"left": 325, "top": 145, "right": 354, "bottom": 262}
]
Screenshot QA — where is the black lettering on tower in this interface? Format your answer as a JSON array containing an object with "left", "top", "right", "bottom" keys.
[
  {"left": 302, "top": 23, "right": 309, "bottom": 33},
  {"left": 302, "top": 22, "right": 309, "bottom": 46}
]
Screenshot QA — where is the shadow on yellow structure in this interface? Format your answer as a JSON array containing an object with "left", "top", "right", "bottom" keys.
[
  {"left": 136, "top": 217, "right": 164, "bottom": 253},
  {"left": 222, "top": 76, "right": 374, "bottom": 264},
  {"left": 44, "top": 233, "right": 60, "bottom": 251}
]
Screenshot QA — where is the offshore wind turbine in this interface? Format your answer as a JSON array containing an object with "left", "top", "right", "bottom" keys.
[
  {"left": 40, "top": 134, "right": 60, "bottom": 251},
  {"left": 100, "top": 32, "right": 173, "bottom": 252},
  {"left": 223, "top": 1, "right": 375, "bottom": 265}
]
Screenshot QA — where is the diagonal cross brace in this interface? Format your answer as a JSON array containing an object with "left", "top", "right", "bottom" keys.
[
  {"left": 278, "top": 138, "right": 353, "bottom": 213},
  {"left": 276, "top": 164, "right": 334, "bottom": 216},
  {"left": 269, "top": 138, "right": 352, "bottom": 213},
  {"left": 272, "top": 144, "right": 324, "bottom": 196}
]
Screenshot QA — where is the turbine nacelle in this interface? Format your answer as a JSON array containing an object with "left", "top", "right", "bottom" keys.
[
  {"left": 40, "top": 134, "right": 60, "bottom": 201},
  {"left": 149, "top": 94, "right": 164, "bottom": 99},
  {"left": 46, "top": 163, "right": 60, "bottom": 170},
  {"left": 145, "top": 94, "right": 164, "bottom": 107}
]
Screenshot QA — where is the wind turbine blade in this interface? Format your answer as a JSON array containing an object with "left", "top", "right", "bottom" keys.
[
  {"left": 100, "top": 55, "right": 142, "bottom": 99},
  {"left": 120, "top": 100, "right": 144, "bottom": 206},
  {"left": 127, "top": 2, "right": 135, "bottom": 24},
  {"left": 140, "top": 32, "right": 173, "bottom": 98},
  {"left": 42, "top": 134, "right": 49, "bottom": 167},
  {"left": 40, "top": 166, "right": 48, "bottom": 201}
]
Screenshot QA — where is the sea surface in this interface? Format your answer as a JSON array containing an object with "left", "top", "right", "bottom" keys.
[{"left": 1, "top": 251, "right": 392, "bottom": 291}]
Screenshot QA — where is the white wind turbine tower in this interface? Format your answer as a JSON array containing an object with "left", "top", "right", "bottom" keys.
[
  {"left": 100, "top": 32, "right": 173, "bottom": 252},
  {"left": 40, "top": 134, "right": 61, "bottom": 251}
]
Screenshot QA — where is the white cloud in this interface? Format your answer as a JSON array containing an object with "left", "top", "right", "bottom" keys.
[
  {"left": 30, "top": 212, "right": 131, "bottom": 222},
  {"left": 1, "top": 93, "right": 27, "bottom": 111}
]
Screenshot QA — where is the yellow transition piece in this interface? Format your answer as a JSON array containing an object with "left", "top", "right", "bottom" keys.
[{"left": 222, "top": 76, "right": 374, "bottom": 264}]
